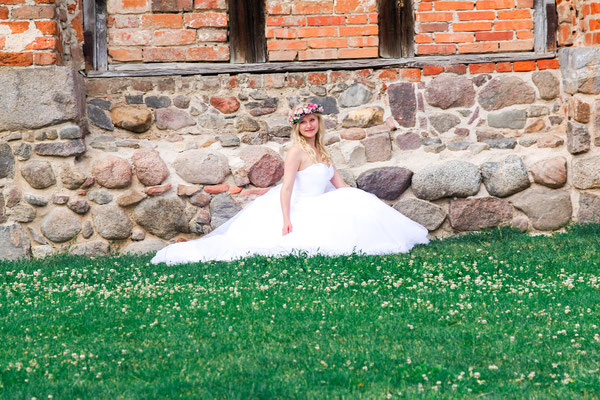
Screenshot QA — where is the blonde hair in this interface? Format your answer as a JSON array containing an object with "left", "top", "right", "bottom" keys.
[{"left": 291, "top": 112, "right": 331, "bottom": 166}]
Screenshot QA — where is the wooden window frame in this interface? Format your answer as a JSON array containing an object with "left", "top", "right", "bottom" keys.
[{"left": 83, "top": 0, "right": 558, "bottom": 77}]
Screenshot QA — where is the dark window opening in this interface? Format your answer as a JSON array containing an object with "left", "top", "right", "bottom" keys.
[
  {"left": 378, "top": 0, "right": 414, "bottom": 58},
  {"left": 227, "top": 0, "right": 266, "bottom": 63}
]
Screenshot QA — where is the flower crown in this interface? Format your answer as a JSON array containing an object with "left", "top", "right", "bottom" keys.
[{"left": 288, "top": 103, "right": 324, "bottom": 126}]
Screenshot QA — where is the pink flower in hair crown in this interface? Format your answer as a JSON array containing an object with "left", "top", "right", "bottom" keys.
[{"left": 289, "top": 103, "right": 324, "bottom": 126}]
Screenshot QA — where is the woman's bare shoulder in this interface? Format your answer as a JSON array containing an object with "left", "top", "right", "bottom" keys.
[{"left": 285, "top": 144, "right": 304, "bottom": 159}]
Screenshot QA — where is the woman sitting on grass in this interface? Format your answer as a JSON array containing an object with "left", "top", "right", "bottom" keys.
[{"left": 152, "top": 103, "right": 429, "bottom": 265}]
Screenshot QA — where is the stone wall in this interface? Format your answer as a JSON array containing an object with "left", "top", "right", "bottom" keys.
[{"left": 4, "top": 50, "right": 600, "bottom": 260}]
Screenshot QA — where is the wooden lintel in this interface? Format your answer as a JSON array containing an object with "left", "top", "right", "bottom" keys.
[{"left": 85, "top": 52, "right": 558, "bottom": 78}]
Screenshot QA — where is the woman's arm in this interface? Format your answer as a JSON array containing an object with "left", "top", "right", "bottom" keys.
[
  {"left": 330, "top": 164, "right": 350, "bottom": 189},
  {"left": 280, "top": 146, "right": 303, "bottom": 235}
]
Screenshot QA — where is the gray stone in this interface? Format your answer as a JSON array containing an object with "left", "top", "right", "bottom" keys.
[
  {"left": 532, "top": 70, "right": 560, "bottom": 100},
  {"left": 488, "top": 109, "right": 527, "bottom": 129},
  {"left": 235, "top": 116, "right": 260, "bottom": 132},
  {"left": 549, "top": 116, "right": 564, "bottom": 125},
  {"left": 567, "top": 121, "right": 590, "bottom": 154},
  {"left": 67, "top": 199, "right": 90, "bottom": 214},
  {"left": 393, "top": 198, "right": 446, "bottom": 231},
  {"left": 60, "top": 165, "right": 86, "bottom": 190},
  {"left": 340, "top": 128, "right": 366, "bottom": 140},
  {"left": 92, "top": 204, "right": 133, "bottom": 240},
  {"left": 265, "top": 116, "right": 293, "bottom": 138},
  {"left": 395, "top": 132, "right": 421, "bottom": 150},
  {"left": 449, "top": 197, "right": 513, "bottom": 232},
  {"left": 241, "top": 131, "right": 268, "bottom": 145},
  {"left": 4, "top": 186, "right": 21, "bottom": 208},
  {"left": 412, "top": 160, "right": 481, "bottom": 201},
  {"left": 476, "top": 129, "right": 504, "bottom": 142},
  {"left": 90, "top": 135, "right": 117, "bottom": 151},
  {"left": 123, "top": 239, "right": 168, "bottom": 255},
  {"left": 210, "top": 193, "right": 242, "bottom": 229},
  {"left": 559, "top": 48, "right": 600, "bottom": 94},
  {"left": 578, "top": 192, "right": 600, "bottom": 223},
  {"left": 519, "top": 137, "right": 538, "bottom": 147},
  {"left": 572, "top": 155, "right": 600, "bottom": 189},
  {"left": 117, "top": 191, "right": 147, "bottom": 207},
  {"left": 478, "top": 76, "right": 536, "bottom": 111},
  {"left": 430, "top": 113, "right": 461, "bottom": 133},
  {"left": 13, "top": 142, "right": 32, "bottom": 161},
  {"left": 145, "top": 96, "right": 171, "bottom": 109},
  {"left": 32, "top": 245, "right": 53, "bottom": 259},
  {"left": 512, "top": 188, "right": 572, "bottom": 231},
  {"left": 126, "top": 95, "right": 144, "bottom": 105},
  {"left": 82, "top": 220, "right": 94, "bottom": 239},
  {"left": 59, "top": 125, "right": 82, "bottom": 139},
  {"left": 537, "top": 135, "right": 564, "bottom": 148},
  {"left": 69, "top": 241, "right": 110, "bottom": 257},
  {"left": 131, "top": 227, "right": 146, "bottom": 241},
  {"left": 388, "top": 83, "right": 416, "bottom": 127},
  {"left": 173, "top": 150, "right": 230, "bottom": 185},
  {"left": 338, "top": 169, "right": 356, "bottom": 187},
  {"left": 34, "top": 140, "right": 86, "bottom": 157},
  {"left": 21, "top": 160, "right": 56, "bottom": 189},
  {"left": 447, "top": 141, "right": 471, "bottom": 151},
  {"left": 0, "top": 66, "right": 85, "bottom": 131},
  {"left": 305, "top": 96, "right": 339, "bottom": 114},
  {"left": 0, "top": 224, "right": 31, "bottom": 260},
  {"left": 27, "top": 227, "right": 47, "bottom": 245},
  {"left": 484, "top": 138, "right": 517, "bottom": 149},
  {"left": 357, "top": 167, "right": 413, "bottom": 200},
  {"left": 469, "top": 142, "right": 490, "bottom": 154},
  {"left": 52, "top": 193, "right": 69, "bottom": 205},
  {"left": 472, "top": 74, "right": 492, "bottom": 87},
  {"left": 424, "top": 75, "right": 476, "bottom": 109},
  {"left": 8, "top": 204, "right": 36, "bottom": 223},
  {"left": 133, "top": 195, "right": 189, "bottom": 239},
  {"left": 0, "top": 141, "right": 15, "bottom": 179},
  {"left": 156, "top": 107, "right": 196, "bottom": 130},
  {"left": 339, "top": 141, "right": 366, "bottom": 167},
  {"left": 197, "top": 114, "right": 226, "bottom": 130},
  {"left": 362, "top": 134, "right": 392, "bottom": 162},
  {"left": 339, "top": 83, "right": 373, "bottom": 108},
  {"left": 173, "top": 95, "right": 191, "bottom": 109},
  {"left": 571, "top": 97, "right": 591, "bottom": 123},
  {"left": 110, "top": 106, "right": 153, "bottom": 133},
  {"left": 92, "top": 156, "right": 132, "bottom": 189},
  {"left": 527, "top": 105, "right": 550, "bottom": 118},
  {"left": 421, "top": 137, "right": 442, "bottom": 146},
  {"left": 245, "top": 98, "right": 278, "bottom": 116},
  {"left": 132, "top": 149, "right": 169, "bottom": 186},
  {"left": 424, "top": 143, "right": 446, "bottom": 154},
  {"left": 218, "top": 133, "right": 240, "bottom": 147},
  {"left": 88, "top": 98, "right": 111, "bottom": 110},
  {"left": 480, "top": 155, "right": 530, "bottom": 198},
  {"left": 24, "top": 193, "right": 48, "bottom": 207},
  {"left": 41, "top": 208, "right": 82, "bottom": 243},
  {"left": 88, "top": 189, "right": 113, "bottom": 204}
]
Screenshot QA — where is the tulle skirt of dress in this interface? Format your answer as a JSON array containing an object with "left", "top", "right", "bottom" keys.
[{"left": 151, "top": 184, "right": 430, "bottom": 265}]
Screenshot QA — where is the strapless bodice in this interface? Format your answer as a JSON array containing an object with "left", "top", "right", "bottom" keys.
[{"left": 292, "top": 163, "right": 334, "bottom": 199}]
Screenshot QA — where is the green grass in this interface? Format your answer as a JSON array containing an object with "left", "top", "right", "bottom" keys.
[{"left": 2, "top": 225, "right": 600, "bottom": 399}]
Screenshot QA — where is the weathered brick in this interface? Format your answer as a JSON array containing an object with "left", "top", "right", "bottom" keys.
[
  {"left": 187, "top": 45, "right": 229, "bottom": 61},
  {"left": 415, "top": 34, "right": 433, "bottom": 43},
  {"left": 267, "top": 39, "right": 307, "bottom": 51},
  {"left": 308, "top": 72, "right": 327, "bottom": 85},
  {"left": 475, "top": 31, "right": 514, "bottom": 41},
  {"left": 458, "top": 42, "right": 499, "bottom": 53},
  {"left": 418, "top": 12, "right": 453, "bottom": 22},
  {"left": 34, "top": 52, "right": 60, "bottom": 65},
  {"left": 475, "top": 0, "right": 515, "bottom": 9},
  {"left": 0, "top": 7, "right": 8, "bottom": 19},
  {"left": 184, "top": 12, "right": 227, "bottom": 27},
  {"left": 109, "top": 29, "right": 152, "bottom": 46},
  {"left": 109, "top": 47, "right": 143, "bottom": 61},
  {"left": 266, "top": 1, "right": 291, "bottom": 15},
  {"left": 444, "top": 64, "right": 467, "bottom": 74},
  {"left": 141, "top": 14, "right": 183, "bottom": 29},
  {"left": 308, "top": 37, "right": 348, "bottom": 49},
  {"left": 457, "top": 10, "right": 495, "bottom": 20},
  {"left": 266, "top": 16, "right": 306, "bottom": 26},
  {"left": 347, "top": 36, "right": 378, "bottom": 47},
  {"left": 0, "top": 21, "right": 29, "bottom": 34},
  {"left": 339, "top": 25, "right": 378, "bottom": 36},
  {"left": 11, "top": 5, "right": 55, "bottom": 18},
  {"left": 338, "top": 47, "right": 377, "bottom": 59},
  {"left": 25, "top": 37, "right": 61, "bottom": 51},
  {"left": 298, "top": 26, "right": 337, "bottom": 38},
  {"left": 107, "top": 0, "right": 150, "bottom": 14},
  {"left": 496, "top": 62, "right": 512, "bottom": 72},
  {"left": 418, "top": 44, "right": 456, "bottom": 54},
  {"left": 435, "top": 1, "right": 474, "bottom": 11},
  {"left": 334, "top": 0, "right": 376, "bottom": 13},
  {"left": 153, "top": 29, "right": 196, "bottom": 45},
  {"left": 436, "top": 32, "right": 475, "bottom": 42},
  {"left": 497, "top": 9, "right": 531, "bottom": 19},
  {"left": 494, "top": 20, "right": 533, "bottom": 30},
  {"left": 469, "top": 62, "right": 495, "bottom": 73},
  {"left": 269, "top": 50, "right": 298, "bottom": 61},
  {"left": 34, "top": 20, "right": 59, "bottom": 36},
  {"left": 347, "top": 14, "right": 367, "bottom": 24},
  {"left": 0, "top": 52, "right": 33, "bottom": 66},
  {"left": 298, "top": 49, "right": 338, "bottom": 60},
  {"left": 498, "top": 39, "right": 533, "bottom": 51},
  {"left": 152, "top": 0, "right": 193, "bottom": 12},
  {"left": 454, "top": 21, "right": 493, "bottom": 31},
  {"left": 306, "top": 15, "right": 345, "bottom": 26},
  {"left": 143, "top": 46, "right": 186, "bottom": 61},
  {"left": 419, "top": 22, "right": 449, "bottom": 33},
  {"left": 423, "top": 65, "right": 444, "bottom": 75},
  {"left": 292, "top": 1, "right": 333, "bottom": 15}
]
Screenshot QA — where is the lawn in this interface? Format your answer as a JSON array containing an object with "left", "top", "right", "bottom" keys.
[{"left": 1, "top": 226, "right": 600, "bottom": 399}]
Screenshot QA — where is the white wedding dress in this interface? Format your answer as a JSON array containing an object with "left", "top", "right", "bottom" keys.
[{"left": 151, "top": 163, "right": 429, "bottom": 265}]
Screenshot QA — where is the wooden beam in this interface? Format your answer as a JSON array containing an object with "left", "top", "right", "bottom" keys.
[
  {"left": 95, "top": 0, "right": 108, "bottom": 71},
  {"left": 546, "top": 0, "right": 558, "bottom": 52},
  {"left": 534, "top": 0, "right": 547, "bottom": 53},
  {"left": 82, "top": 0, "right": 95, "bottom": 69},
  {"left": 85, "top": 52, "right": 558, "bottom": 78}
]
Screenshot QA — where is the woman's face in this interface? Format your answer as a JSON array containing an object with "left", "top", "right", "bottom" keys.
[{"left": 298, "top": 114, "right": 319, "bottom": 138}]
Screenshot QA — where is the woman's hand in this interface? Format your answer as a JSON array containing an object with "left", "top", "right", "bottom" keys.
[{"left": 282, "top": 220, "right": 292, "bottom": 236}]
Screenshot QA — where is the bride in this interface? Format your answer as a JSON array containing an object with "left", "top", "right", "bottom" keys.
[{"left": 151, "top": 104, "right": 429, "bottom": 265}]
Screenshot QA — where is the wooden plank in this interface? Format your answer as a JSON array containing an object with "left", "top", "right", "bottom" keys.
[
  {"left": 95, "top": 0, "right": 108, "bottom": 71},
  {"left": 227, "top": 0, "right": 266, "bottom": 63},
  {"left": 82, "top": 0, "right": 96, "bottom": 69},
  {"left": 546, "top": 1, "right": 558, "bottom": 52},
  {"left": 86, "top": 52, "right": 558, "bottom": 78},
  {"left": 534, "top": 0, "right": 547, "bottom": 53},
  {"left": 379, "top": 0, "right": 414, "bottom": 58}
]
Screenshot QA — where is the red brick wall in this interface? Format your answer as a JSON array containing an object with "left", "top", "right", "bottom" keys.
[
  {"left": 265, "top": 0, "right": 378, "bottom": 61},
  {"left": 415, "top": 0, "right": 535, "bottom": 54},
  {"left": 107, "top": 0, "right": 229, "bottom": 63},
  {"left": 0, "top": 0, "right": 63, "bottom": 66}
]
